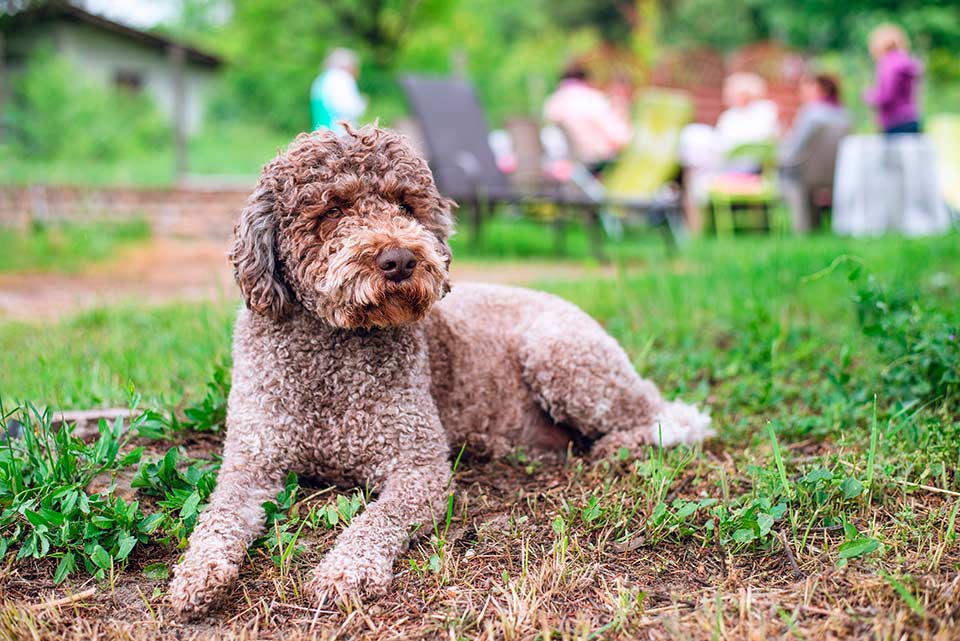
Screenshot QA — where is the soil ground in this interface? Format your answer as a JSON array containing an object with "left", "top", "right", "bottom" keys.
[
  {"left": 0, "top": 238, "right": 613, "bottom": 321},
  {"left": 7, "top": 432, "right": 958, "bottom": 641}
]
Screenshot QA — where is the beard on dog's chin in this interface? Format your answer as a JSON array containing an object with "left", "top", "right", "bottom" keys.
[{"left": 314, "top": 254, "right": 450, "bottom": 330}]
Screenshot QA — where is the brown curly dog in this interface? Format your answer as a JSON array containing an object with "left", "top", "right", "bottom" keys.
[{"left": 167, "top": 125, "right": 712, "bottom": 617}]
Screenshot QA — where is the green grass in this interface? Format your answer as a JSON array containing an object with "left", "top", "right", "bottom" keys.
[
  {"left": 0, "top": 220, "right": 151, "bottom": 273},
  {"left": 0, "top": 303, "right": 234, "bottom": 409},
  {"left": 449, "top": 210, "right": 671, "bottom": 261},
  {"left": 0, "top": 232, "right": 957, "bottom": 639},
  {"left": 0, "top": 121, "right": 289, "bottom": 187}
]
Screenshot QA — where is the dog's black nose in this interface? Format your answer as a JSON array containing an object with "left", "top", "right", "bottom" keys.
[{"left": 377, "top": 247, "right": 417, "bottom": 282}]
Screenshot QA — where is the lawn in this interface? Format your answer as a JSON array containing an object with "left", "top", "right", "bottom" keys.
[
  {"left": 0, "top": 219, "right": 151, "bottom": 274},
  {"left": 0, "top": 232, "right": 957, "bottom": 640},
  {"left": 0, "top": 122, "right": 289, "bottom": 187}
]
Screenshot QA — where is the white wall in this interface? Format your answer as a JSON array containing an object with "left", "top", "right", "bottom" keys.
[{"left": 54, "top": 22, "right": 217, "bottom": 136}]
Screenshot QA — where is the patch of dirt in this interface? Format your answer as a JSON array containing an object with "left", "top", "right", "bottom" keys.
[
  {"left": 0, "top": 238, "right": 613, "bottom": 321},
  {"left": 3, "top": 450, "right": 958, "bottom": 641}
]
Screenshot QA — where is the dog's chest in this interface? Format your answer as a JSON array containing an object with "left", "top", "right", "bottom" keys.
[{"left": 253, "top": 320, "right": 436, "bottom": 483}]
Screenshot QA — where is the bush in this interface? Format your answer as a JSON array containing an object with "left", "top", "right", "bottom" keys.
[{"left": 3, "top": 48, "right": 171, "bottom": 163}]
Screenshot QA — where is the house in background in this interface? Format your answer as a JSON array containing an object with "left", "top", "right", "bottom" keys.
[{"left": 0, "top": 1, "right": 222, "bottom": 137}]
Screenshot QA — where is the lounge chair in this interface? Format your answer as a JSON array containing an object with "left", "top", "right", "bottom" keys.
[{"left": 399, "top": 74, "right": 681, "bottom": 259}]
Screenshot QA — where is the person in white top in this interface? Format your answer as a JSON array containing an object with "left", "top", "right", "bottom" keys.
[
  {"left": 678, "top": 72, "right": 780, "bottom": 232},
  {"left": 543, "top": 64, "right": 632, "bottom": 172},
  {"left": 715, "top": 72, "right": 779, "bottom": 153},
  {"left": 311, "top": 48, "right": 367, "bottom": 134}
]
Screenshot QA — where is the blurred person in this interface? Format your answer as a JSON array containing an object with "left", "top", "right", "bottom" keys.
[
  {"left": 778, "top": 74, "right": 851, "bottom": 232},
  {"left": 865, "top": 24, "right": 923, "bottom": 134},
  {"left": 543, "top": 63, "right": 631, "bottom": 174},
  {"left": 714, "top": 72, "right": 779, "bottom": 153},
  {"left": 607, "top": 73, "right": 634, "bottom": 124},
  {"left": 677, "top": 72, "right": 779, "bottom": 232},
  {"left": 311, "top": 48, "right": 367, "bottom": 133}
]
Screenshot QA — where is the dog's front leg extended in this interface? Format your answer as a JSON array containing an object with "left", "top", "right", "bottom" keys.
[
  {"left": 168, "top": 434, "right": 286, "bottom": 617},
  {"left": 305, "top": 454, "right": 450, "bottom": 605}
]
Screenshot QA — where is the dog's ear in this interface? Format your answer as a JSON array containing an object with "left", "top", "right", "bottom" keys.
[{"left": 229, "top": 179, "right": 293, "bottom": 319}]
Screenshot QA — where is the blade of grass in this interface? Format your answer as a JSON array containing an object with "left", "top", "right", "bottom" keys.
[
  {"left": 880, "top": 570, "right": 926, "bottom": 618},
  {"left": 766, "top": 421, "right": 792, "bottom": 500},
  {"left": 866, "top": 395, "right": 879, "bottom": 502}
]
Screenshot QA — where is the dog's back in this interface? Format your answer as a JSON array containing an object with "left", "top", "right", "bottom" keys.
[{"left": 423, "top": 282, "right": 611, "bottom": 456}]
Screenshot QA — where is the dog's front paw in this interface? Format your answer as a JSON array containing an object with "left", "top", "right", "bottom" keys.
[
  {"left": 650, "top": 400, "right": 714, "bottom": 447},
  {"left": 305, "top": 550, "right": 393, "bottom": 606},
  {"left": 168, "top": 556, "right": 239, "bottom": 618}
]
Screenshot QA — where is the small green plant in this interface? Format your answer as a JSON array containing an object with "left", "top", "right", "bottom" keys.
[
  {"left": 706, "top": 495, "right": 788, "bottom": 549},
  {"left": 0, "top": 404, "right": 158, "bottom": 583},
  {"left": 130, "top": 447, "right": 220, "bottom": 545},
  {"left": 835, "top": 518, "right": 880, "bottom": 564},
  {"left": 853, "top": 272, "right": 960, "bottom": 411},
  {"left": 136, "top": 364, "right": 231, "bottom": 439}
]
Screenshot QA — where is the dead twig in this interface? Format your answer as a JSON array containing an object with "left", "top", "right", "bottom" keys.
[
  {"left": 777, "top": 530, "right": 804, "bottom": 580},
  {"left": 34, "top": 587, "right": 97, "bottom": 610}
]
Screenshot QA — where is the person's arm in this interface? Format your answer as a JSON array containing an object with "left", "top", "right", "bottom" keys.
[
  {"left": 777, "top": 106, "right": 816, "bottom": 168},
  {"left": 864, "top": 58, "right": 896, "bottom": 107}
]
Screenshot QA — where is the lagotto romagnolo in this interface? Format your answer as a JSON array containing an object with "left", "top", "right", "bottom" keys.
[{"left": 167, "top": 125, "right": 714, "bottom": 616}]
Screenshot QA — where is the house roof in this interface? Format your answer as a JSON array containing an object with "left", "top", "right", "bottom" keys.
[{"left": 1, "top": 1, "right": 223, "bottom": 67}]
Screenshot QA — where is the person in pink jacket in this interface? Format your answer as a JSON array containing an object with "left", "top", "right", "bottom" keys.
[
  {"left": 865, "top": 24, "right": 923, "bottom": 134},
  {"left": 543, "top": 63, "right": 632, "bottom": 174}
]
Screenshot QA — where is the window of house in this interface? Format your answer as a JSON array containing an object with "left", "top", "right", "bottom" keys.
[{"left": 114, "top": 69, "right": 144, "bottom": 92}]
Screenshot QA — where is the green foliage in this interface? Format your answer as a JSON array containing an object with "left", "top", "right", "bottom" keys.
[
  {"left": 130, "top": 447, "right": 220, "bottom": 545},
  {"left": 256, "top": 473, "right": 366, "bottom": 569},
  {"left": 0, "top": 405, "right": 153, "bottom": 584},
  {"left": 136, "top": 364, "right": 230, "bottom": 439},
  {"left": 853, "top": 272, "right": 960, "bottom": 411},
  {"left": 3, "top": 48, "right": 169, "bottom": 164},
  {"left": 0, "top": 219, "right": 151, "bottom": 274}
]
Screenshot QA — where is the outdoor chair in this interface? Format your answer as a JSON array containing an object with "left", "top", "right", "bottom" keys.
[
  {"left": 399, "top": 74, "right": 682, "bottom": 260},
  {"left": 707, "top": 140, "right": 780, "bottom": 236},
  {"left": 777, "top": 117, "right": 849, "bottom": 233},
  {"left": 927, "top": 114, "right": 960, "bottom": 220}
]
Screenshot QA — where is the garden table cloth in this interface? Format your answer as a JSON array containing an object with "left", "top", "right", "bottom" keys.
[{"left": 833, "top": 134, "right": 950, "bottom": 236}]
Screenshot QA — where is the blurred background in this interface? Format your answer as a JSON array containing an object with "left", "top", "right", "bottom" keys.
[
  {"left": 0, "top": 0, "right": 957, "bottom": 408},
  {"left": 1, "top": 0, "right": 959, "bottom": 185}
]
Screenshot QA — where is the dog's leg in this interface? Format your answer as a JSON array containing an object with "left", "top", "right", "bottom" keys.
[
  {"left": 518, "top": 311, "right": 712, "bottom": 457},
  {"left": 305, "top": 454, "right": 450, "bottom": 605},
  {"left": 168, "top": 433, "right": 286, "bottom": 617}
]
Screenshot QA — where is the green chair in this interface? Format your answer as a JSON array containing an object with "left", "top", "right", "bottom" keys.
[
  {"left": 927, "top": 114, "right": 960, "bottom": 213},
  {"left": 604, "top": 88, "right": 693, "bottom": 202},
  {"left": 707, "top": 140, "right": 782, "bottom": 237}
]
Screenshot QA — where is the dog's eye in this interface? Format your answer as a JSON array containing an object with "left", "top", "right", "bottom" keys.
[
  {"left": 399, "top": 203, "right": 413, "bottom": 215},
  {"left": 326, "top": 207, "right": 342, "bottom": 217}
]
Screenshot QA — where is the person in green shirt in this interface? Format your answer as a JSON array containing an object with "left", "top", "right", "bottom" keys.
[{"left": 310, "top": 48, "right": 367, "bottom": 134}]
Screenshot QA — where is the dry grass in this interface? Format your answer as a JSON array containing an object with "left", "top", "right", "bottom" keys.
[
  {"left": 2, "top": 440, "right": 957, "bottom": 641},
  {"left": 2, "top": 233, "right": 957, "bottom": 640}
]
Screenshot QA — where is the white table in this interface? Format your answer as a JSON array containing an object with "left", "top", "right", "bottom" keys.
[{"left": 833, "top": 134, "right": 950, "bottom": 236}]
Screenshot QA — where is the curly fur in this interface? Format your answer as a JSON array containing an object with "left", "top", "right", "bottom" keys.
[{"left": 168, "top": 125, "right": 713, "bottom": 617}]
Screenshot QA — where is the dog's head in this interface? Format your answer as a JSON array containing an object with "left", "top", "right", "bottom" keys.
[{"left": 230, "top": 125, "right": 455, "bottom": 329}]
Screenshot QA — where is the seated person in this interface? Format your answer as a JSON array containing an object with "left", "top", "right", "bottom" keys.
[
  {"left": 778, "top": 74, "right": 851, "bottom": 232},
  {"left": 678, "top": 72, "right": 779, "bottom": 232},
  {"left": 715, "top": 72, "right": 780, "bottom": 159},
  {"left": 543, "top": 63, "right": 632, "bottom": 175}
]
